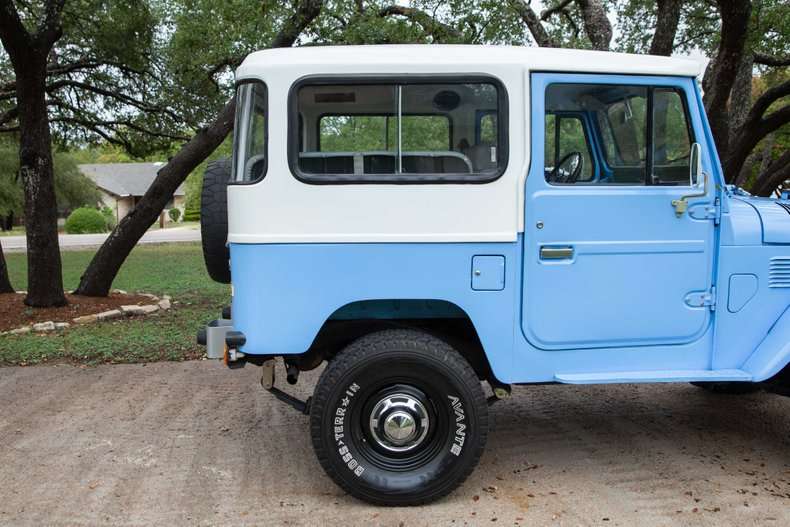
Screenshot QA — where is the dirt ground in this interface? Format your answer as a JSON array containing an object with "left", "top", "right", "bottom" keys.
[{"left": 1, "top": 361, "right": 788, "bottom": 526}]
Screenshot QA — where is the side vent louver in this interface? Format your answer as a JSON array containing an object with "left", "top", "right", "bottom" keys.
[
  {"left": 778, "top": 202, "right": 790, "bottom": 215},
  {"left": 769, "top": 257, "right": 790, "bottom": 288}
]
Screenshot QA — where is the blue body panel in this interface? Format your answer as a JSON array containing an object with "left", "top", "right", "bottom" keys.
[{"left": 229, "top": 72, "right": 790, "bottom": 386}]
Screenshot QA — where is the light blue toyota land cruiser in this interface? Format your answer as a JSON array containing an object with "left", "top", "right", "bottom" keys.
[{"left": 197, "top": 45, "right": 790, "bottom": 505}]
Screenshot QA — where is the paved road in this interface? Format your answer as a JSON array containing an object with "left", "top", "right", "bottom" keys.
[
  {"left": 1, "top": 361, "right": 788, "bottom": 526},
  {"left": 0, "top": 226, "right": 200, "bottom": 252}
]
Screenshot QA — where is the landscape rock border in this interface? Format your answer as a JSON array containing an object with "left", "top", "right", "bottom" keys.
[{"left": 0, "top": 290, "right": 173, "bottom": 336}]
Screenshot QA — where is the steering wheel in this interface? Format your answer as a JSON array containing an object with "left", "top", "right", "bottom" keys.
[{"left": 549, "top": 152, "right": 583, "bottom": 184}]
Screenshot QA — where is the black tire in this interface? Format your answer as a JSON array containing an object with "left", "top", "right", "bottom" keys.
[
  {"left": 691, "top": 382, "right": 762, "bottom": 394},
  {"left": 200, "top": 158, "right": 231, "bottom": 284},
  {"left": 310, "top": 329, "right": 488, "bottom": 506}
]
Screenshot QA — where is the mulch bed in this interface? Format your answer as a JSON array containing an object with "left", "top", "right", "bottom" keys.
[{"left": 0, "top": 292, "right": 154, "bottom": 332}]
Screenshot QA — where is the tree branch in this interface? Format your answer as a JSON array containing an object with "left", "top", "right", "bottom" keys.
[
  {"left": 271, "top": 0, "right": 324, "bottom": 48},
  {"left": 35, "top": 0, "right": 66, "bottom": 47},
  {"left": 540, "top": 0, "right": 574, "bottom": 21},
  {"left": 378, "top": 5, "right": 463, "bottom": 42},
  {"left": 724, "top": 79, "right": 790, "bottom": 181},
  {"left": 45, "top": 79, "right": 182, "bottom": 122},
  {"left": 754, "top": 53, "right": 790, "bottom": 67},
  {"left": 0, "top": 0, "right": 32, "bottom": 62},
  {"left": 509, "top": 0, "right": 556, "bottom": 47},
  {"left": 751, "top": 150, "right": 790, "bottom": 197}
]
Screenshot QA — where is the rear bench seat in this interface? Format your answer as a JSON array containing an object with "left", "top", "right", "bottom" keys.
[{"left": 299, "top": 151, "right": 473, "bottom": 175}]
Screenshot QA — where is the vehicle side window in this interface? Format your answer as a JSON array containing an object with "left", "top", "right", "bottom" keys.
[
  {"left": 292, "top": 78, "right": 506, "bottom": 183},
  {"left": 544, "top": 114, "right": 594, "bottom": 183},
  {"left": 545, "top": 83, "right": 694, "bottom": 186},
  {"left": 318, "top": 115, "right": 450, "bottom": 152},
  {"left": 232, "top": 81, "right": 268, "bottom": 182},
  {"left": 477, "top": 112, "right": 497, "bottom": 144},
  {"left": 652, "top": 89, "right": 693, "bottom": 185}
]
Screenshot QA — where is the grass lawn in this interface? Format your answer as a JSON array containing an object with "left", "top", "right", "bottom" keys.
[
  {"left": 0, "top": 226, "right": 25, "bottom": 237},
  {"left": 0, "top": 243, "right": 229, "bottom": 366}
]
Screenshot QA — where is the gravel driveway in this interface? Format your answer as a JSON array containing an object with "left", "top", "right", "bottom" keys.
[{"left": 1, "top": 361, "right": 788, "bottom": 526}]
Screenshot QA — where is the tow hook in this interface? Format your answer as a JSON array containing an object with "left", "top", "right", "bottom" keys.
[
  {"left": 261, "top": 359, "right": 312, "bottom": 415},
  {"left": 487, "top": 382, "right": 512, "bottom": 406},
  {"left": 223, "top": 331, "right": 247, "bottom": 369}
]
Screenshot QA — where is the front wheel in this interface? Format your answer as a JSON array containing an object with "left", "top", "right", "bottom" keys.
[{"left": 310, "top": 330, "right": 488, "bottom": 506}]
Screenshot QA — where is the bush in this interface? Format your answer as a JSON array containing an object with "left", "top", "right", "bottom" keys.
[
  {"left": 183, "top": 204, "right": 200, "bottom": 222},
  {"left": 64, "top": 207, "right": 107, "bottom": 234},
  {"left": 168, "top": 208, "right": 181, "bottom": 223},
  {"left": 100, "top": 206, "right": 116, "bottom": 230}
]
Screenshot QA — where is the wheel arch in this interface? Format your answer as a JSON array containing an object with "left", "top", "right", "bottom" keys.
[{"left": 292, "top": 299, "right": 501, "bottom": 383}]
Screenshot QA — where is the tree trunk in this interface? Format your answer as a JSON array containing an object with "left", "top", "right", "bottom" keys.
[
  {"left": 15, "top": 60, "right": 66, "bottom": 307},
  {"left": 730, "top": 52, "right": 754, "bottom": 134},
  {"left": 576, "top": 0, "right": 612, "bottom": 51},
  {"left": 73, "top": 98, "right": 237, "bottom": 296},
  {"left": 649, "top": 0, "right": 682, "bottom": 56},
  {"left": 0, "top": 239, "right": 14, "bottom": 294},
  {"left": 702, "top": 0, "right": 751, "bottom": 158}
]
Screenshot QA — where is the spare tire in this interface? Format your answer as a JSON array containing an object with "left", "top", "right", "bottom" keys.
[{"left": 201, "top": 158, "right": 231, "bottom": 284}]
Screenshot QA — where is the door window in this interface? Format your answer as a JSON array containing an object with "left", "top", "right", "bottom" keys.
[
  {"left": 544, "top": 83, "right": 694, "bottom": 186},
  {"left": 544, "top": 114, "right": 595, "bottom": 183}
]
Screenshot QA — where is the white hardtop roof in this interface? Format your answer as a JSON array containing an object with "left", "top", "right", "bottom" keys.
[{"left": 237, "top": 45, "right": 703, "bottom": 79}]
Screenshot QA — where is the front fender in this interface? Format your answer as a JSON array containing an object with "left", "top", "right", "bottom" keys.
[{"left": 742, "top": 306, "right": 790, "bottom": 382}]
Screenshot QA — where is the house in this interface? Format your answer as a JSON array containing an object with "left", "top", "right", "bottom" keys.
[{"left": 79, "top": 163, "right": 186, "bottom": 223}]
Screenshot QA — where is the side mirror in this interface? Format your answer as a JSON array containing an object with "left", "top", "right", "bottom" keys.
[{"left": 689, "top": 142, "right": 703, "bottom": 187}]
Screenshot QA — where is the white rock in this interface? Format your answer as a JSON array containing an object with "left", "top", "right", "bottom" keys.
[
  {"left": 140, "top": 304, "right": 159, "bottom": 314},
  {"left": 32, "top": 321, "right": 56, "bottom": 332},
  {"left": 97, "top": 309, "right": 122, "bottom": 321},
  {"left": 158, "top": 298, "right": 171, "bottom": 310},
  {"left": 73, "top": 314, "right": 98, "bottom": 324},
  {"left": 120, "top": 305, "right": 146, "bottom": 316},
  {"left": 112, "top": 289, "right": 128, "bottom": 295},
  {"left": 10, "top": 326, "right": 31, "bottom": 335},
  {"left": 55, "top": 322, "right": 70, "bottom": 330}
]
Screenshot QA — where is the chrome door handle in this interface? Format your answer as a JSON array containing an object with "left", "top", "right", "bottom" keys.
[{"left": 540, "top": 246, "right": 574, "bottom": 260}]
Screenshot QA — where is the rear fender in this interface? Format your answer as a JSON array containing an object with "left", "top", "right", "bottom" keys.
[{"left": 742, "top": 306, "right": 790, "bottom": 382}]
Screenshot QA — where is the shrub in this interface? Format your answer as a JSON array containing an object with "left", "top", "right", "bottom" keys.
[
  {"left": 100, "top": 206, "right": 116, "bottom": 230},
  {"left": 168, "top": 208, "right": 181, "bottom": 223},
  {"left": 64, "top": 207, "right": 107, "bottom": 234},
  {"left": 183, "top": 204, "right": 200, "bottom": 221}
]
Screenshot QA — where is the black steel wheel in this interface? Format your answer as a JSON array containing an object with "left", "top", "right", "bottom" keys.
[
  {"left": 200, "top": 158, "right": 231, "bottom": 283},
  {"left": 310, "top": 329, "right": 488, "bottom": 506}
]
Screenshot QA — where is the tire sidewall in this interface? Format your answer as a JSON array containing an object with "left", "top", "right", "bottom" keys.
[
  {"left": 313, "top": 348, "right": 485, "bottom": 504},
  {"left": 200, "top": 158, "right": 231, "bottom": 283}
]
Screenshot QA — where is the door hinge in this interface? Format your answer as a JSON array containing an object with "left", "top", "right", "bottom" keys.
[
  {"left": 685, "top": 287, "right": 717, "bottom": 311},
  {"left": 689, "top": 197, "right": 721, "bottom": 225}
]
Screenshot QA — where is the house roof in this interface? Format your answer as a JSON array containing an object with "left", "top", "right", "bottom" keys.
[{"left": 78, "top": 163, "right": 186, "bottom": 198}]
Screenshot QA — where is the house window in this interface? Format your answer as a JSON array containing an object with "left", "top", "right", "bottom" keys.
[{"left": 291, "top": 77, "right": 507, "bottom": 183}]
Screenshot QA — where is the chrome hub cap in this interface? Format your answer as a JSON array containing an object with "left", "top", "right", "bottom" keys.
[{"left": 369, "top": 393, "right": 430, "bottom": 453}]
